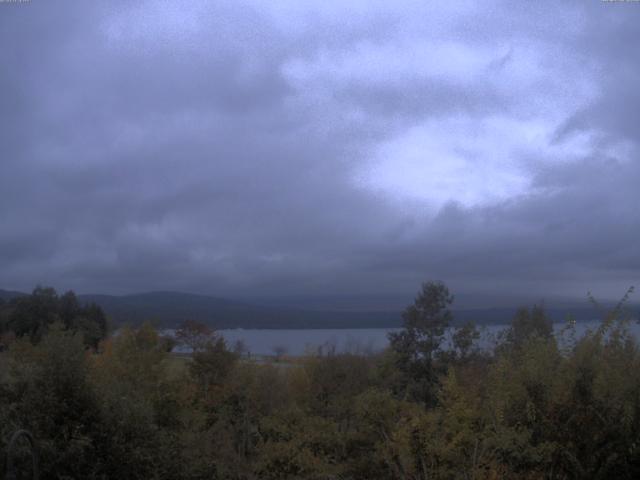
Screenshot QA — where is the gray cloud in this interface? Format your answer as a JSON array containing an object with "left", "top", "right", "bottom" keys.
[{"left": 0, "top": 0, "right": 638, "bottom": 304}]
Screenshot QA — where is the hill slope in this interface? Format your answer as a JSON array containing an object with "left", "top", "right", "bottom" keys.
[
  {"left": 3, "top": 289, "right": 634, "bottom": 329},
  {"left": 78, "top": 291, "right": 400, "bottom": 329},
  {"left": 77, "top": 292, "right": 628, "bottom": 328},
  {"left": 0, "top": 289, "right": 27, "bottom": 302}
]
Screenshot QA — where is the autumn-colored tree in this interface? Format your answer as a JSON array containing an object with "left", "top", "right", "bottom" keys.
[
  {"left": 1, "top": 285, "right": 639, "bottom": 479},
  {"left": 90, "top": 322, "right": 185, "bottom": 479},
  {"left": 1, "top": 324, "right": 103, "bottom": 478},
  {"left": 190, "top": 336, "right": 238, "bottom": 401},
  {"left": 175, "top": 319, "right": 216, "bottom": 353}
]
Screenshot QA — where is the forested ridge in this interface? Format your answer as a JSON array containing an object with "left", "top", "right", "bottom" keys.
[
  {"left": 0, "top": 289, "right": 623, "bottom": 330},
  {"left": 1, "top": 283, "right": 639, "bottom": 479}
]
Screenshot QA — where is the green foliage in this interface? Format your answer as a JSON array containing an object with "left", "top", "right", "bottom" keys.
[
  {"left": 300, "top": 351, "right": 374, "bottom": 419},
  {"left": 452, "top": 321, "right": 481, "bottom": 361},
  {"left": 3, "top": 287, "right": 107, "bottom": 347},
  {"left": 190, "top": 336, "right": 239, "bottom": 400},
  {"left": 6, "top": 286, "right": 60, "bottom": 343},
  {"left": 388, "top": 281, "right": 454, "bottom": 405},
  {"left": 504, "top": 304, "right": 554, "bottom": 349},
  {"left": 1, "top": 284, "right": 640, "bottom": 479},
  {"left": 89, "top": 322, "right": 187, "bottom": 479},
  {"left": 1, "top": 324, "right": 102, "bottom": 479}
]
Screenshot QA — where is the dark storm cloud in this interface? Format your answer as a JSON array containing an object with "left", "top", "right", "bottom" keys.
[{"left": 0, "top": 0, "right": 638, "bottom": 303}]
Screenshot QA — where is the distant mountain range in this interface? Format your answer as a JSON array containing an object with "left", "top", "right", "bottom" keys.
[{"left": 1, "top": 289, "right": 635, "bottom": 329}]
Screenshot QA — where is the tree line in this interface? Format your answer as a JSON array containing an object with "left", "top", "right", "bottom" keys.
[{"left": 0, "top": 283, "right": 639, "bottom": 479}]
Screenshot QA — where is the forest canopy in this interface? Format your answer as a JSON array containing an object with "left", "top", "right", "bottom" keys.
[
  {"left": 0, "top": 283, "right": 639, "bottom": 479},
  {"left": 0, "top": 286, "right": 108, "bottom": 348}
]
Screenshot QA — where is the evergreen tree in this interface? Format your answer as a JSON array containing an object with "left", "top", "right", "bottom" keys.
[{"left": 388, "top": 281, "right": 454, "bottom": 406}]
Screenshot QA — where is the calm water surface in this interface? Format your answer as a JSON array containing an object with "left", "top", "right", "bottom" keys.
[{"left": 204, "top": 320, "right": 640, "bottom": 356}]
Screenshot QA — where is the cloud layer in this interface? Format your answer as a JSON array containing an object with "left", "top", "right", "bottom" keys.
[{"left": 1, "top": 0, "right": 639, "bottom": 302}]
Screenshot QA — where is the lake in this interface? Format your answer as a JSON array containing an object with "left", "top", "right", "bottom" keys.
[{"left": 188, "top": 319, "right": 640, "bottom": 356}]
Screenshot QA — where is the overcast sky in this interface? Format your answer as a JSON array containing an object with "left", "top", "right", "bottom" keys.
[{"left": 1, "top": 0, "right": 639, "bottom": 304}]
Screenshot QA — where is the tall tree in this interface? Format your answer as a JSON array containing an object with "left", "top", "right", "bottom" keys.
[{"left": 388, "top": 281, "right": 454, "bottom": 406}]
